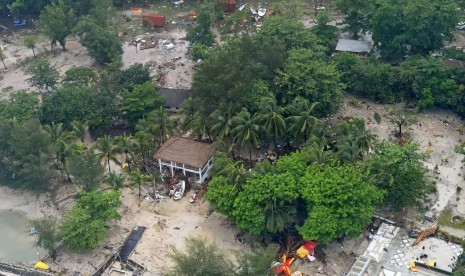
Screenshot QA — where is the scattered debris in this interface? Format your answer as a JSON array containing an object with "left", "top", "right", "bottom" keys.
[{"left": 412, "top": 225, "right": 438, "bottom": 246}]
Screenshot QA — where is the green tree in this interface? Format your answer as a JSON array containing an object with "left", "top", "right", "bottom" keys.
[
  {"left": 210, "top": 105, "right": 234, "bottom": 141},
  {"left": 148, "top": 106, "right": 176, "bottom": 144},
  {"left": 68, "top": 150, "right": 105, "bottom": 191},
  {"left": 182, "top": 113, "right": 211, "bottom": 141},
  {"left": 62, "top": 67, "right": 97, "bottom": 87},
  {"left": 40, "top": 0, "right": 75, "bottom": 50},
  {"left": 311, "top": 11, "right": 338, "bottom": 49},
  {"left": 256, "top": 98, "right": 286, "bottom": 154},
  {"left": 367, "top": 0, "right": 459, "bottom": 59},
  {"left": 367, "top": 142, "right": 431, "bottom": 210},
  {"left": 113, "top": 63, "right": 151, "bottom": 92},
  {"left": 128, "top": 170, "right": 150, "bottom": 201},
  {"left": 25, "top": 36, "right": 36, "bottom": 57},
  {"left": 299, "top": 163, "right": 383, "bottom": 244},
  {"left": 7, "top": 119, "right": 54, "bottom": 190},
  {"left": 70, "top": 120, "right": 89, "bottom": 144},
  {"left": 256, "top": 16, "right": 323, "bottom": 52},
  {"left": 285, "top": 98, "right": 320, "bottom": 144},
  {"left": 276, "top": 48, "right": 344, "bottom": 116},
  {"left": 26, "top": 58, "right": 59, "bottom": 91},
  {"left": 94, "top": 135, "right": 119, "bottom": 173},
  {"left": 103, "top": 173, "right": 125, "bottom": 190},
  {"left": 122, "top": 82, "right": 165, "bottom": 126},
  {"left": 232, "top": 172, "right": 299, "bottom": 235},
  {"left": 334, "top": 0, "right": 367, "bottom": 37},
  {"left": 61, "top": 190, "right": 121, "bottom": 251},
  {"left": 115, "top": 135, "right": 135, "bottom": 171},
  {"left": 231, "top": 109, "right": 261, "bottom": 161},
  {"left": 74, "top": 18, "right": 123, "bottom": 64},
  {"left": 186, "top": 3, "right": 215, "bottom": 47},
  {"left": 386, "top": 107, "right": 417, "bottom": 137},
  {"left": 30, "top": 217, "right": 61, "bottom": 257},
  {"left": 164, "top": 236, "right": 235, "bottom": 276},
  {"left": 0, "top": 90, "right": 40, "bottom": 121},
  {"left": 236, "top": 244, "right": 278, "bottom": 276}
]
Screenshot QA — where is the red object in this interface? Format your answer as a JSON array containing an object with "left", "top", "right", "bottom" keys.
[
  {"left": 141, "top": 14, "right": 166, "bottom": 27},
  {"left": 225, "top": 0, "right": 236, "bottom": 12},
  {"left": 303, "top": 241, "right": 317, "bottom": 254}
]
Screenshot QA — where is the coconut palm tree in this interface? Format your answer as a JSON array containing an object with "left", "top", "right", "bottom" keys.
[
  {"left": 70, "top": 120, "right": 89, "bottom": 144},
  {"left": 183, "top": 113, "right": 212, "bottom": 141},
  {"left": 231, "top": 109, "right": 261, "bottom": 161},
  {"left": 103, "top": 173, "right": 125, "bottom": 190},
  {"left": 211, "top": 105, "right": 235, "bottom": 141},
  {"left": 116, "top": 135, "right": 135, "bottom": 171},
  {"left": 148, "top": 106, "right": 176, "bottom": 144},
  {"left": 128, "top": 170, "right": 151, "bottom": 204},
  {"left": 286, "top": 98, "right": 320, "bottom": 144},
  {"left": 264, "top": 199, "right": 291, "bottom": 234},
  {"left": 134, "top": 130, "right": 151, "bottom": 163},
  {"left": 94, "top": 135, "right": 119, "bottom": 173},
  {"left": 256, "top": 98, "right": 286, "bottom": 154},
  {"left": 56, "top": 139, "right": 78, "bottom": 181}
]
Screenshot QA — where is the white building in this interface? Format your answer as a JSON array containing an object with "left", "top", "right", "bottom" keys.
[{"left": 154, "top": 137, "right": 214, "bottom": 184}]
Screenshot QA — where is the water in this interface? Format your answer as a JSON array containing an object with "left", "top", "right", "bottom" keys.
[{"left": 0, "top": 210, "right": 46, "bottom": 263}]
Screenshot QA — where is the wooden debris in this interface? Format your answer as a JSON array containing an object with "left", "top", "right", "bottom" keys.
[{"left": 412, "top": 225, "right": 438, "bottom": 246}]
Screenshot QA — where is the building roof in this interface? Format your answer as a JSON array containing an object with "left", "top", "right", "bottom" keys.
[
  {"left": 154, "top": 137, "right": 214, "bottom": 169},
  {"left": 335, "top": 39, "right": 373, "bottom": 53},
  {"left": 157, "top": 87, "right": 190, "bottom": 109}
]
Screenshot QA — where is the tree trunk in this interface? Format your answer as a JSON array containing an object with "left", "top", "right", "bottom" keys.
[
  {"left": 32, "top": 48, "right": 36, "bottom": 57},
  {"left": 398, "top": 124, "right": 402, "bottom": 137},
  {"left": 1, "top": 59, "right": 6, "bottom": 69},
  {"left": 249, "top": 148, "right": 252, "bottom": 161},
  {"left": 107, "top": 158, "right": 111, "bottom": 173},
  {"left": 273, "top": 134, "right": 278, "bottom": 157}
]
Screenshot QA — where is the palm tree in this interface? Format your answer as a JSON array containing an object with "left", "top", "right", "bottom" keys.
[
  {"left": 134, "top": 130, "right": 151, "bottom": 163},
  {"left": 0, "top": 46, "right": 7, "bottom": 69},
  {"left": 210, "top": 105, "right": 234, "bottom": 141},
  {"left": 286, "top": 98, "right": 320, "bottom": 144},
  {"left": 183, "top": 113, "right": 212, "bottom": 141},
  {"left": 56, "top": 139, "right": 78, "bottom": 181},
  {"left": 116, "top": 135, "right": 135, "bottom": 171},
  {"left": 256, "top": 98, "right": 286, "bottom": 154},
  {"left": 70, "top": 120, "right": 89, "bottom": 144},
  {"left": 103, "top": 173, "right": 125, "bottom": 190},
  {"left": 148, "top": 107, "right": 176, "bottom": 144},
  {"left": 44, "top": 122, "right": 75, "bottom": 181},
  {"left": 336, "top": 139, "right": 362, "bottom": 163},
  {"left": 94, "top": 135, "right": 119, "bottom": 173},
  {"left": 128, "top": 170, "right": 151, "bottom": 204},
  {"left": 352, "top": 119, "right": 377, "bottom": 154},
  {"left": 264, "top": 199, "right": 291, "bottom": 234},
  {"left": 231, "top": 109, "right": 261, "bottom": 161}
]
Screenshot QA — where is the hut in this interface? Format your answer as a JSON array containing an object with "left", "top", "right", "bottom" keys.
[{"left": 154, "top": 137, "right": 214, "bottom": 184}]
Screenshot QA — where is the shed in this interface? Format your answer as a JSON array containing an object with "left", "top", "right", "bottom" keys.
[
  {"left": 141, "top": 14, "right": 166, "bottom": 27},
  {"left": 335, "top": 39, "right": 373, "bottom": 54},
  {"left": 157, "top": 87, "right": 190, "bottom": 111},
  {"left": 154, "top": 137, "right": 214, "bottom": 183}
]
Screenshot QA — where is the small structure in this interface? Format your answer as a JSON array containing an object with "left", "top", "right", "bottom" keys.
[
  {"left": 141, "top": 14, "right": 166, "bottom": 27},
  {"left": 157, "top": 87, "right": 190, "bottom": 112},
  {"left": 154, "top": 137, "right": 214, "bottom": 183},
  {"left": 335, "top": 39, "right": 373, "bottom": 55}
]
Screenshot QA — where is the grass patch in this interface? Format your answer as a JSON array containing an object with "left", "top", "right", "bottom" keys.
[{"left": 438, "top": 209, "right": 465, "bottom": 230}]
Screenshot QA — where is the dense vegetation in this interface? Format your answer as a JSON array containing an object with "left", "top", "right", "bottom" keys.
[{"left": 0, "top": 0, "right": 464, "bottom": 265}]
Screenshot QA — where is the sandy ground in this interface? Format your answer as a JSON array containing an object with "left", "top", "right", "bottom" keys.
[
  {"left": 339, "top": 96, "right": 465, "bottom": 221},
  {"left": 0, "top": 29, "right": 193, "bottom": 98}
]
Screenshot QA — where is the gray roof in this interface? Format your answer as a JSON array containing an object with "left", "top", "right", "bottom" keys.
[
  {"left": 335, "top": 39, "right": 373, "bottom": 53},
  {"left": 157, "top": 87, "right": 190, "bottom": 109}
]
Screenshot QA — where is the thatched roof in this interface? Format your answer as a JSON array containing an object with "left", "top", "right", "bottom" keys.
[{"left": 154, "top": 137, "right": 214, "bottom": 169}]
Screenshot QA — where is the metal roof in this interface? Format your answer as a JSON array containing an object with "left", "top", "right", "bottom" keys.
[{"left": 335, "top": 39, "right": 373, "bottom": 53}]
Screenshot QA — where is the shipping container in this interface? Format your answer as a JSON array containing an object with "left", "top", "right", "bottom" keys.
[{"left": 141, "top": 14, "right": 166, "bottom": 27}]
